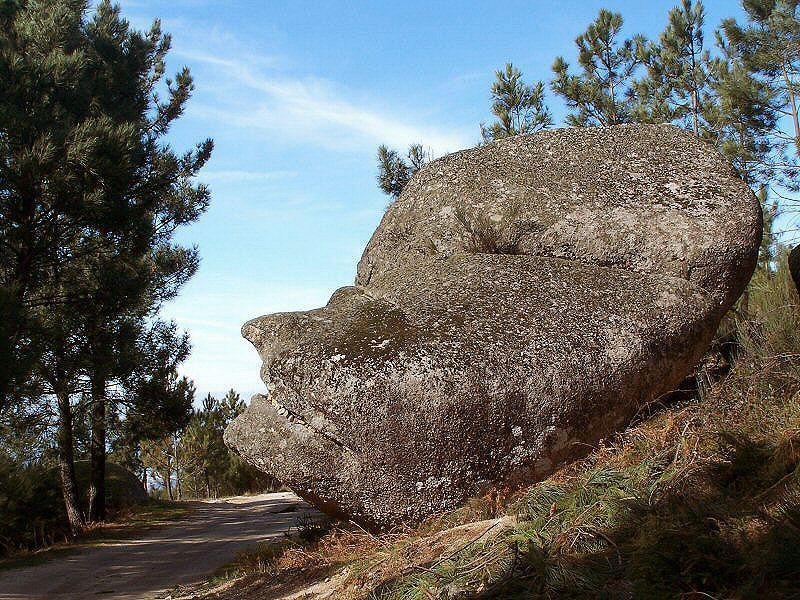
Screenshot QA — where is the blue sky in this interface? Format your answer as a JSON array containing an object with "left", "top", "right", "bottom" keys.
[{"left": 115, "top": 0, "right": 749, "bottom": 403}]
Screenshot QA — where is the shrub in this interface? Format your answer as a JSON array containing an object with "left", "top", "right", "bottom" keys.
[
  {"left": 0, "top": 458, "right": 148, "bottom": 556},
  {"left": 0, "top": 457, "right": 64, "bottom": 555}
]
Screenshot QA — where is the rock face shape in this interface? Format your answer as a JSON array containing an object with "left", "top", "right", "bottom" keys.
[{"left": 225, "top": 124, "right": 762, "bottom": 529}]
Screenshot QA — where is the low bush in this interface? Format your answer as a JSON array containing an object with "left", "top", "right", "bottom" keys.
[
  {"left": 0, "top": 458, "right": 64, "bottom": 555},
  {"left": 0, "top": 459, "right": 148, "bottom": 557}
]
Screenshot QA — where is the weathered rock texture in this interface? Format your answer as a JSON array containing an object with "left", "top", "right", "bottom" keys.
[{"left": 225, "top": 124, "right": 762, "bottom": 529}]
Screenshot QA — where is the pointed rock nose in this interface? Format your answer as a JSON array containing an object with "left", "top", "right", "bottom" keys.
[
  {"left": 241, "top": 311, "right": 310, "bottom": 368},
  {"left": 240, "top": 287, "right": 370, "bottom": 370}
]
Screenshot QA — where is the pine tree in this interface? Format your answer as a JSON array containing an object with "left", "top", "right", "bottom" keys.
[
  {"left": 118, "top": 358, "right": 194, "bottom": 500},
  {"left": 551, "top": 10, "right": 647, "bottom": 126},
  {"left": 705, "top": 48, "right": 778, "bottom": 187},
  {"left": 0, "top": 0, "right": 211, "bottom": 532},
  {"left": 170, "top": 389, "right": 274, "bottom": 499},
  {"left": 757, "top": 185, "right": 779, "bottom": 271},
  {"left": 723, "top": 1, "right": 800, "bottom": 150},
  {"left": 118, "top": 321, "right": 195, "bottom": 447},
  {"left": 180, "top": 395, "right": 228, "bottom": 498},
  {"left": 141, "top": 435, "right": 176, "bottom": 499},
  {"left": 219, "top": 389, "right": 246, "bottom": 423},
  {"left": 635, "top": 0, "right": 712, "bottom": 135},
  {"left": 377, "top": 146, "right": 409, "bottom": 198},
  {"left": 481, "top": 63, "right": 552, "bottom": 141},
  {"left": 722, "top": 0, "right": 800, "bottom": 190},
  {"left": 376, "top": 144, "right": 430, "bottom": 198}
]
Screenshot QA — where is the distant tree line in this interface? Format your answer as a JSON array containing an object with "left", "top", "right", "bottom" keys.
[
  {"left": 0, "top": 0, "right": 216, "bottom": 540},
  {"left": 377, "top": 0, "right": 797, "bottom": 261},
  {"left": 140, "top": 389, "right": 277, "bottom": 501}
]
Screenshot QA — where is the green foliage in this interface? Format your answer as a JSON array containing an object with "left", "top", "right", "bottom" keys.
[
  {"left": 722, "top": 0, "right": 800, "bottom": 182},
  {"left": 179, "top": 390, "right": 277, "bottom": 499},
  {"left": 738, "top": 250, "right": 800, "bottom": 368},
  {"left": 141, "top": 390, "right": 278, "bottom": 500},
  {"left": 551, "top": 9, "right": 646, "bottom": 126},
  {"left": 705, "top": 51, "right": 778, "bottom": 187},
  {"left": 481, "top": 63, "right": 552, "bottom": 142},
  {"left": 0, "top": 0, "right": 212, "bottom": 346},
  {"left": 119, "top": 321, "right": 195, "bottom": 441},
  {"left": 758, "top": 186, "right": 780, "bottom": 270},
  {"left": 0, "top": 0, "right": 210, "bottom": 529},
  {"left": 0, "top": 457, "right": 146, "bottom": 556},
  {"left": 635, "top": 0, "right": 713, "bottom": 134},
  {"left": 376, "top": 144, "right": 430, "bottom": 198},
  {"left": 0, "top": 455, "right": 64, "bottom": 555},
  {"left": 178, "top": 394, "right": 232, "bottom": 498}
]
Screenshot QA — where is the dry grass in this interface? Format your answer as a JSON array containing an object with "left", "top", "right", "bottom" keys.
[{"left": 454, "top": 203, "right": 526, "bottom": 255}]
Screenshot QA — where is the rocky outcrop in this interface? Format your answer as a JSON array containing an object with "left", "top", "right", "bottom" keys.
[{"left": 225, "top": 124, "right": 762, "bottom": 529}]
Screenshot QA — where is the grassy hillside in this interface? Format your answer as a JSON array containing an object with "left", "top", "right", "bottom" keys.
[{"left": 186, "top": 258, "right": 800, "bottom": 600}]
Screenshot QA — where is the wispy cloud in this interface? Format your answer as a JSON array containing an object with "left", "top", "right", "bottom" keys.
[
  {"left": 177, "top": 49, "right": 474, "bottom": 154},
  {"left": 199, "top": 169, "right": 299, "bottom": 183}
]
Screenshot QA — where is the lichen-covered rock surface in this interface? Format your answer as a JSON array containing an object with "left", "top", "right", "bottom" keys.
[{"left": 225, "top": 124, "right": 762, "bottom": 529}]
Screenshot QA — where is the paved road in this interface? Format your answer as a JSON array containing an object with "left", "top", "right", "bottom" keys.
[{"left": 0, "top": 492, "right": 312, "bottom": 600}]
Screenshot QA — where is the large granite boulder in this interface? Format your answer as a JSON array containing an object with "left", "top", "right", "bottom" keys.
[{"left": 225, "top": 124, "right": 761, "bottom": 529}]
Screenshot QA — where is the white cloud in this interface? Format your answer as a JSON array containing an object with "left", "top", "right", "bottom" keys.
[
  {"left": 178, "top": 49, "right": 474, "bottom": 155},
  {"left": 199, "top": 169, "right": 299, "bottom": 183}
]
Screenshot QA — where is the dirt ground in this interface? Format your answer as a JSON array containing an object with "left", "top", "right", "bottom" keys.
[{"left": 0, "top": 492, "right": 313, "bottom": 600}]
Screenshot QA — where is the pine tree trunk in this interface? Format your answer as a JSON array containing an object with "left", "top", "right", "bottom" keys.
[
  {"left": 691, "top": 89, "right": 700, "bottom": 137},
  {"left": 781, "top": 64, "right": 800, "bottom": 156},
  {"left": 88, "top": 374, "right": 106, "bottom": 522},
  {"left": 55, "top": 388, "right": 85, "bottom": 536},
  {"left": 165, "top": 454, "right": 174, "bottom": 500},
  {"left": 174, "top": 437, "right": 182, "bottom": 501}
]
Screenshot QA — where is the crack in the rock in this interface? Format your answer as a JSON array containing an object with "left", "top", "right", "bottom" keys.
[{"left": 271, "top": 396, "right": 359, "bottom": 455}]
